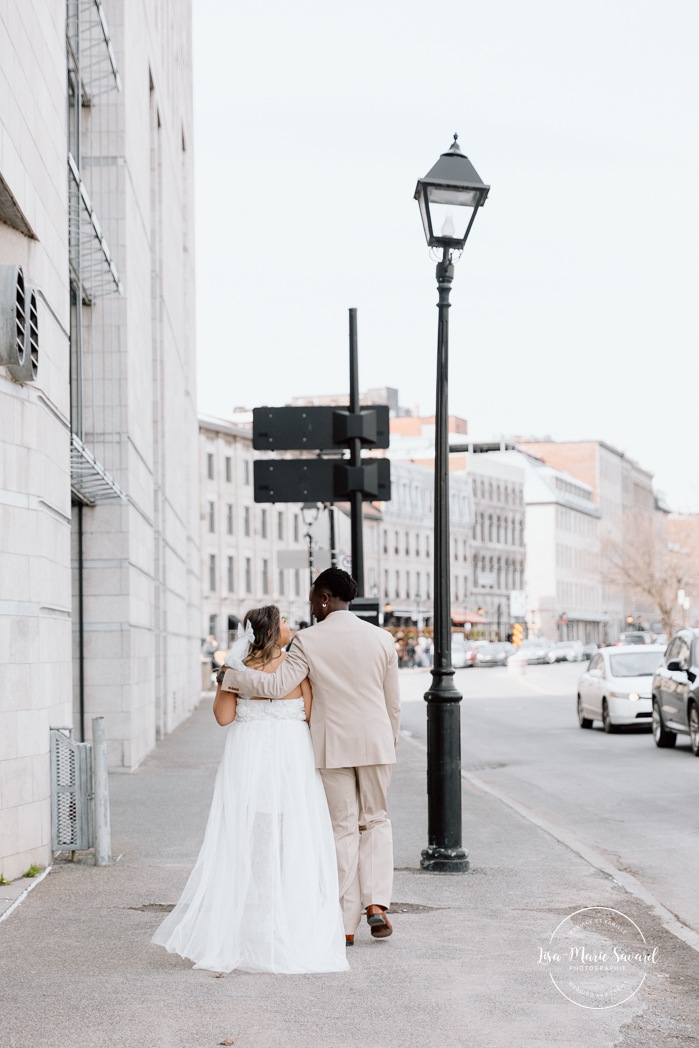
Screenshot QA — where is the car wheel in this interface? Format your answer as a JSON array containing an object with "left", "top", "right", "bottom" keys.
[
  {"left": 577, "top": 695, "right": 593, "bottom": 729},
  {"left": 652, "top": 699, "right": 677, "bottom": 748},
  {"left": 689, "top": 703, "right": 699, "bottom": 757},
  {"left": 602, "top": 699, "right": 616, "bottom": 734}
]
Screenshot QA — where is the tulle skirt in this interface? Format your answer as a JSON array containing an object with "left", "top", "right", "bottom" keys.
[{"left": 152, "top": 718, "right": 349, "bottom": 974}]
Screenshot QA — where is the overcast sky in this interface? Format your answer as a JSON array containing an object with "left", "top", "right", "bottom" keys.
[{"left": 192, "top": 0, "right": 698, "bottom": 512}]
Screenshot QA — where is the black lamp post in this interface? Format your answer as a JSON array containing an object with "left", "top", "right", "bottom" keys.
[{"left": 414, "top": 135, "right": 489, "bottom": 872}]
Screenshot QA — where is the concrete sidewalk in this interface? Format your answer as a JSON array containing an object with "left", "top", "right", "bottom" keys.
[{"left": 1, "top": 690, "right": 698, "bottom": 1048}]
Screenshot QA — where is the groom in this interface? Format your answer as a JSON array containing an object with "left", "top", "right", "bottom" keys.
[{"left": 220, "top": 567, "right": 400, "bottom": 945}]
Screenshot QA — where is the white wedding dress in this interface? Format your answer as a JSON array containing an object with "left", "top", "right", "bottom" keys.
[{"left": 152, "top": 696, "right": 349, "bottom": 974}]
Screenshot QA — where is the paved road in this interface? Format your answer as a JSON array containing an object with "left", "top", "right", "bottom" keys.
[{"left": 399, "top": 661, "right": 699, "bottom": 938}]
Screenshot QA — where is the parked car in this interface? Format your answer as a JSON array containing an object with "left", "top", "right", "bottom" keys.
[
  {"left": 577, "top": 645, "right": 666, "bottom": 732},
  {"left": 511, "top": 639, "right": 554, "bottom": 665},
  {"left": 474, "top": 642, "right": 514, "bottom": 667},
  {"left": 451, "top": 638, "right": 486, "bottom": 669},
  {"left": 616, "top": 631, "right": 654, "bottom": 646},
  {"left": 582, "top": 642, "right": 599, "bottom": 661},
  {"left": 550, "top": 640, "right": 585, "bottom": 663},
  {"left": 651, "top": 628, "right": 699, "bottom": 755}
]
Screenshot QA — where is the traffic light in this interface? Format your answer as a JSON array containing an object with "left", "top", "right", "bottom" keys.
[{"left": 512, "top": 623, "right": 524, "bottom": 647}]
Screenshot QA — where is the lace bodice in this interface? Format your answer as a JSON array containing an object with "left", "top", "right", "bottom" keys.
[{"left": 235, "top": 697, "right": 306, "bottom": 722}]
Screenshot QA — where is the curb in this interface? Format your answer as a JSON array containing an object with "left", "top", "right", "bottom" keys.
[
  {"left": 0, "top": 865, "right": 52, "bottom": 925},
  {"left": 399, "top": 729, "right": 699, "bottom": 955}
]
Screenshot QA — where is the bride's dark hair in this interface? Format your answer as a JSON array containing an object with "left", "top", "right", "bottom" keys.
[{"left": 243, "top": 605, "right": 282, "bottom": 666}]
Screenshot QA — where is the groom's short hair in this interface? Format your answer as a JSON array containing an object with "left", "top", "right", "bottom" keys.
[{"left": 313, "top": 568, "right": 358, "bottom": 603}]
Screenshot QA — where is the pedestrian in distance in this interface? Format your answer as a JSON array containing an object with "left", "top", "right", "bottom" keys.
[
  {"left": 220, "top": 568, "right": 400, "bottom": 946},
  {"left": 152, "top": 605, "right": 348, "bottom": 974}
]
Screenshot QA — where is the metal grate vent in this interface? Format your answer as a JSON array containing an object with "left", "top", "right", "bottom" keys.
[
  {"left": 0, "top": 264, "right": 26, "bottom": 369},
  {"left": 50, "top": 729, "right": 94, "bottom": 851},
  {"left": 7, "top": 283, "right": 39, "bottom": 383}
]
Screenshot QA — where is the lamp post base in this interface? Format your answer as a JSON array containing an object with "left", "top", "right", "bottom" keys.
[{"left": 420, "top": 845, "right": 470, "bottom": 873}]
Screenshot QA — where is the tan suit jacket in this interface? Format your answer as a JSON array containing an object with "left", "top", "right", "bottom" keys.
[{"left": 221, "top": 611, "right": 400, "bottom": 770}]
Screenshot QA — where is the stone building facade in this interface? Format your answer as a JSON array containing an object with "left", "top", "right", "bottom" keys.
[
  {"left": 516, "top": 440, "right": 658, "bottom": 637},
  {"left": 0, "top": 1, "right": 198, "bottom": 881},
  {"left": 199, "top": 416, "right": 313, "bottom": 636},
  {"left": 377, "top": 459, "right": 472, "bottom": 627},
  {"left": 465, "top": 454, "right": 526, "bottom": 638},
  {"left": 487, "top": 450, "right": 602, "bottom": 642}
]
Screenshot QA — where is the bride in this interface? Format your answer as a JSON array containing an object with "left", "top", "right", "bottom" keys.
[{"left": 151, "top": 605, "right": 349, "bottom": 974}]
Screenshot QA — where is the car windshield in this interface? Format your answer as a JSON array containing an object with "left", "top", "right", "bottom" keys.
[
  {"left": 619, "top": 634, "right": 646, "bottom": 645},
  {"left": 609, "top": 652, "right": 663, "bottom": 677}
]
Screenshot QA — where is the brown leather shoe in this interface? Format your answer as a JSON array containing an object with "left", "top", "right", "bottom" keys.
[
  {"left": 366, "top": 904, "right": 392, "bottom": 938},
  {"left": 345, "top": 934, "right": 354, "bottom": 946}
]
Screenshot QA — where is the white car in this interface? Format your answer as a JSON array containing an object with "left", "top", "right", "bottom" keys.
[{"left": 577, "top": 645, "right": 666, "bottom": 732}]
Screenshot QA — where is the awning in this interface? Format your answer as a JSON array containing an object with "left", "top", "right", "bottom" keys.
[{"left": 451, "top": 611, "right": 487, "bottom": 625}]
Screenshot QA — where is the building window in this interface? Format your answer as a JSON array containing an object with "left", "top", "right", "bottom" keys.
[
  {"left": 473, "top": 555, "right": 478, "bottom": 588},
  {"left": 496, "top": 516, "right": 501, "bottom": 543},
  {"left": 395, "top": 570, "right": 400, "bottom": 598},
  {"left": 384, "top": 569, "right": 389, "bottom": 599},
  {"left": 208, "top": 554, "right": 216, "bottom": 593},
  {"left": 225, "top": 456, "right": 232, "bottom": 482},
  {"left": 277, "top": 511, "right": 284, "bottom": 540},
  {"left": 294, "top": 569, "right": 300, "bottom": 596},
  {"left": 405, "top": 532, "right": 409, "bottom": 556},
  {"left": 519, "top": 519, "right": 524, "bottom": 546},
  {"left": 415, "top": 533, "right": 420, "bottom": 557},
  {"left": 245, "top": 557, "right": 252, "bottom": 593},
  {"left": 227, "top": 556, "right": 234, "bottom": 592},
  {"left": 463, "top": 539, "right": 467, "bottom": 560},
  {"left": 207, "top": 452, "right": 214, "bottom": 480},
  {"left": 479, "top": 513, "right": 485, "bottom": 542},
  {"left": 406, "top": 572, "right": 410, "bottom": 600},
  {"left": 394, "top": 531, "right": 399, "bottom": 555},
  {"left": 226, "top": 504, "right": 233, "bottom": 535},
  {"left": 262, "top": 558, "right": 269, "bottom": 593},
  {"left": 454, "top": 577, "right": 459, "bottom": 602},
  {"left": 415, "top": 571, "right": 421, "bottom": 596},
  {"left": 208, "top": 500, "right": 215, "bottom": 533},
  {"left": 244, "top": 506, "right": 251, "bottom": 537},
  {"left": 261, "top": 509, "right": 267, "bottom": 539},
  {"left": 278, "top": 569, "right": 285, "bottom": 595},
  {"left": 488, "top": 515, "right": 493, "bottom": 542},
  {"left": 383, "top": 530, "right": 388, "bottom": 555},
  {"left": 243, "top": 460, "right": 250, "bottom": 485},
  {"left": 426, "top": 572, "right": 431, "bottom": 600}
]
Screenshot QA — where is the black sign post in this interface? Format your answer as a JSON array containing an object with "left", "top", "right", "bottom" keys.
[{"left": 252, "top": 311, "right": 390, "bottom": 598}]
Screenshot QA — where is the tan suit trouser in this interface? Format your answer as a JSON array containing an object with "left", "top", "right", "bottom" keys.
[{"left": 319, "top": 764, "right": 393, "bottom": 934}]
